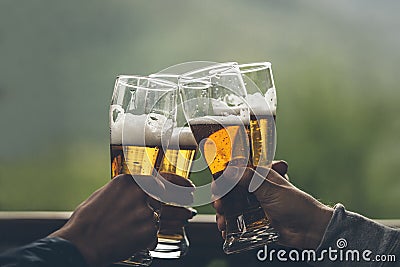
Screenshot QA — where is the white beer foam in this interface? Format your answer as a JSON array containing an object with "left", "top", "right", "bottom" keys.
[
  {"left": 246, "top": 90, "right": 277, "bottom": 115},
  {"left": 207, "top": 98, "right": 250, "bottom": 124},
  {"left": 189, "top": 115, "right": 249, "bottom": 126},
  {"left": 111, "top": 110, "right": 173, "bottom": 146},
  {"left": 169, "top": 127, "right": 197, "bottom": 147},
  {"left": 212, "top": 95, "right": 246, "bottom": 115}
]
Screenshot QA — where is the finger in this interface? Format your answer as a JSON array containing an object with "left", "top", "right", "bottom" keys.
[
  {"left": 252, "top": 168, "right": 293, "bottom": 201},
  {"left": 147, "top": 197, "right": 161, "bottom": 212},
  {"left": 160, "top": 205, "right": 196, "bottom": 221},
  {"left": 221, "top": 230, "right": 226, "bottom": 240},
  {"left": 216, "top": 213, "right": 226, "bottom": 231},
  {"left": 233, "top": 167, "right": 290, "bottom": 193},
  {"left": 211, "top": 166, "right": 263, "bottom": 196},
  {"left": 131, "top": 174, "right": 166, "bottom": 201},
  {"left": 283, "top": 173, "right": 290, "bottom": 182},
  {"left": 109, "top": 174, "right": 149, "bottom": 205},
  {"left": 211, "top": 161, "right": 289, "bottom": 198},
  {"left": 144, "top": 222, "right": 159, "bottom": 251},
  {"left": 159, "top": 172, "right": 195, "bottom": 188},
  {"left": 252, "top": 166, "right": 292, "bottom": 187},
  {"left": 210, "top": 166, "right": 243, "bottom": 199},
  {"left": 153, "top": 211, "right": 160, "bottom": 230},
  {"left": 271, "top": 160, "right": 288, "bottom": 177},
  {"left": 212, "top": 200, "right": 224, "bottom": 214},
  {"left": 248, "top": 167, "right": 272, "bottom": 192},
  {"left": 162, "top": 191, "right": 194, "bottom": 207},
  {"left": 131, "top": 205, "right": 156, "bottom": 225},
  {"left": 158, "top": 173, "right": 195, "bottom": 206},
  {"left": 265, "top": 168, "right": 292, "bottom": 186}
]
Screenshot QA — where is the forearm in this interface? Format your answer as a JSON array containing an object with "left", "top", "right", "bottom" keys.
[
  {"left": 0, "top": 237, "right": 87, "bottom": 267},
  {"left": 312, "top": 204, "right": 400, "bottom": 266}
]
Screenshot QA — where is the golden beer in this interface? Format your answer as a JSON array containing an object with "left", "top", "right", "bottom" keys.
[
  {"left": 189, "top": 117, "right": 273, "bottom": 252},
  {"left": 249, "top": 114, "right": 276, "bottom": 167},
  {"left": 159, "top": 146, "right": 196, "bottom": 178},
  {"left": 179, "top": 62, "right": 278, "bottom": 254},
  {"left": 189, "top": 118, "right": 258, "bottom": 211},
  {"left": 151, "top": 127, "right": 197, "bottom": 259},
  {"left": 110, "top": 75, "right": 177, "bottom": 266},
  {"left": 110, "top": 144, "right": 164, "bottom": 178},
  {"left": 190, "top": 122, "right": 250, "bottom": 176}
]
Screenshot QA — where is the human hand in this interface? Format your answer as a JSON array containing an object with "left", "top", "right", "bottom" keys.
[
  {"left": 49, "top": 174, "right": 159, "bottom": 267},
  {"left": 158, "top": 172, "right": 197, "bottom": 232},
  {"left": 159, "top": 205, "right": 197, "bottom": 232},
  {"left": 213, "top": 161, "right": 333, "bottom": 250}
]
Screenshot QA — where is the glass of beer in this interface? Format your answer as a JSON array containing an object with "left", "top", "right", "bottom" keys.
[
  {"left": 179, "top": 63, "right": 276, "bottom": 254},
  {"left": 147, "top": 72, "right": 198, "bottom": 259},
  {"left": 150, "top": 126, "right": 197, "bottom": 259},
  {"left": 110, "top": 75, "right": 178, "bottom": 266},
  {"left": 239, "top": 62, "right": 277, "bottom": 168},
  {"left": 240, "top": 61, "right": 279, "bottom": 234}
]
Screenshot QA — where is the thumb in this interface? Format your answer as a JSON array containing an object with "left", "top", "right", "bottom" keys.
[
  {"left": 244, "top": 160, "right": 290, "bottom": 193},
  {"left": 252, "top": 168, "right": 293, "bottom": 203},
  {"left": 271, "top": 160, "right": 288, "bottom": 177}
]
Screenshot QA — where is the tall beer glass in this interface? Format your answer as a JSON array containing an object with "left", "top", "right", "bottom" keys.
[
  {"left": 180, "top": 63, "right": 275, "bottom": 254},
  {"left": 148, "top": 126, "right": 196, "bottom": 259},
  {"left": 110, "top": 75, "right": 177, "bottom": 266},
  {"left": 239, "top": 62, "right": 277, "bottom": 168},
  {"left": 148, "top": 72, "right": 197, "bottom": 259}
]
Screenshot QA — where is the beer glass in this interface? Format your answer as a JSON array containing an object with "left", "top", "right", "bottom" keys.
[
  {"left": 179, "top": 63, "right": 275, "bottom": 254},
  {"left": 150, "top": 126, "right": 197, "bottom": 259},
  {"left": 110, "top": 75, "right": 178, "bottom": 266},
  {"left": 239, "top": 62, "right": 277, "bottom": 169},
  {"left": 149, "top": 71, "right": 198, "bottom": 259},
  {"left": 239, "top": 61, "right": 280, "bottom": 242}
]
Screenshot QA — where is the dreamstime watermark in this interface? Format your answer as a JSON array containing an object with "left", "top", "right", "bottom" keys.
[{"left": 256, "top": 238, "right": 397, "bottom": 263}]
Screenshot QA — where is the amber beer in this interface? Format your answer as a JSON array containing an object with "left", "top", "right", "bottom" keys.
[
  {"left": 159, "top": 127, "right": 197, "bottom": 179},
  {"left": 189, "top": 119, "right": 249, "bottom": 176},
  {"left": 151, "top": 127, "right": 197, "bottom": 259},
  {"left": 110, "top": 113, "right": 166, "bottom": 178},
  {"left": 189, "top": 117, "right": 266, "bottom": 222},
  {"left": 110, "top": 144, "right": 164, "bottom": 178},
  {"left": 109, "top": 75, "right": 177, "bottom": 266},
  {"left": 249, "top": 113, "right": 276, "bottom": 167}
]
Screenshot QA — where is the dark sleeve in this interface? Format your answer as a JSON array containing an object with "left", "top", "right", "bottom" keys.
[
  {"left": 312, "top": 203, "right": 400, "bottom": 266},
  {"left": 0, "top": 237, "right": 87, "bottom": 267}
]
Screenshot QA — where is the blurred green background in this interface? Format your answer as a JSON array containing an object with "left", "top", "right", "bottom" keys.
[{"left": 1, "top": 0, "right": 399, "bottom": 218}]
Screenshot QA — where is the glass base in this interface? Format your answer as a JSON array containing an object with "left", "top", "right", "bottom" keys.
[
  {"left": 150, "top": 229, "right": 189, "bottom": 259},
  {"left": 223, "top": 207, "right": 278, "bottom": 254},
  {"left": 115, "top": 250, "right": 153, "bottom": 266}
]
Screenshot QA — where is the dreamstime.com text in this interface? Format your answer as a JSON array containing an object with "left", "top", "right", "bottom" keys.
[{"left": 257, "top": 238, "right": 396, "bottom": 263}]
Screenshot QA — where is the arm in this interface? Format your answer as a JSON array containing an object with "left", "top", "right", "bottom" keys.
[
  {"left": 314, "top": 203, "right": 400, "bottom": 266},
  {"left": 0, "top": 237, "right": 87, "bottom": 267},
  {"left": 0, "top": 174, "right": 159, "bottom": 267},
  {"left": 213, "top": 161, "right": 399, "bottom": 266}
]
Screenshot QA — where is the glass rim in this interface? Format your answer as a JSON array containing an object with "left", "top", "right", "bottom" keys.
[
  {"left": 179, "top": 78, "right": 212, "bottom": 90},
  {"left": 238, "top": 62, "right": 271, "bottom": 74},
  {"left": 116, "top": 75, "right": 178, "bottom": 91},
  {"left": 180, "top": 62, "right": 238, "bottom": 79},
  {"left": 149, "top": 73, "right": 180, "bottom": 79}
]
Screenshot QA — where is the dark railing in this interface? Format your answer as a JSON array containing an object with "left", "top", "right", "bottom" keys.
[{"left": 1, "top": 212, "right": 399, "bottom": 267}]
